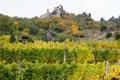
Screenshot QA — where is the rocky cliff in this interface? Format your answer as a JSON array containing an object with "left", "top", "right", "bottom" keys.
[{"left": 40, "top": 5, "right": 65, "bottom": 19}]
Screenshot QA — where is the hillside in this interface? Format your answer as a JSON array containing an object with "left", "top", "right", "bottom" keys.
[{"left": 0, "top": 5, "right": 120, "bottom": 42}]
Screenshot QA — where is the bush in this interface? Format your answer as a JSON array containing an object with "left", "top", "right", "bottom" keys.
[
  {"left": 9, "top": 34, "right": 16, "bottom": 43},
  {"left": 73, "top": 31, "right": 85, "bottom": 37},
  {"left": 54, "top": 33, "right": 66, "bottom": 42},
  {"left": 101, "top": 25, "right": 107, "bottom": 32},
  {"left": 18, "top": 35, "right": 34, "bottom": 43},
  {"left": 29, "top": 26, "right": 39, "bottom": 35},
  {"left": 106, "top": 32, "right": 112, "bottom": 38},
  {"left": 114, "top": 32, "right": 120, "bottom": 40}
]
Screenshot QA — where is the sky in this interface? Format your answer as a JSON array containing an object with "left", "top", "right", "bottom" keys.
[{"left": 0, "top": 0, "right": 120, "bottom": 21}]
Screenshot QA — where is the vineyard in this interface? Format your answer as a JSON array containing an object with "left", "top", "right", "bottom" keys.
[{"left": 0, "top": 37, "right": 120, "bottom": 80}]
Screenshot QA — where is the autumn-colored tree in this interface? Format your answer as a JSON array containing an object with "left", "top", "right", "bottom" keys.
[
  {"left": 65, "top": 20, "right": 74, "bottom": 27},
  {"left": 54, "top": 19, "right": 65, "bottom": 32},
  {"left": 71, "top": 23, "right": 79, "bottom": 36},
  {"left": 14, "top": 21, "right": 19, "bottom": 29},
  {"left": 88, "top": 21, "right": 97, "bottom": 34},
  {"left": 22, "top": 28, "right": 30, "bottom": 35},
  {"left": 49, "top": 16, "right": 66, "bottom": 32},
  {"left": 51, "top": 16, "right": 62, "bottom": 24},
  {"left": 35, "top": 18, "right": 51, "bottom": 30},
  {"left": 62, "top": 12, "right": 75, "bottom": 19}
]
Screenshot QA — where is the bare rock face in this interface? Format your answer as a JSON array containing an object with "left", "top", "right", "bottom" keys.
[
  {"left": 40, "top": 5, "right": 65, "bottom": 19},
  {"left": 108, "top": 16, "right": 120, "bottom": 23},
  {"left": 46, "top": 32, "right": 54, "bottom": 42},
  {"left": 40, "top": 9, "right": 51, "bottom": 18},
  {"left": 100, "top": 17, "right": 105, "bottom": 22},
  {"left": 108, "top": 16, "right": 116, "bottom": 22},
  {"left": 82, "top": 12, "right": 88, "bottom": 17},
  {"left": 51, "top": 5, "right": 64, "bottom": 17}
]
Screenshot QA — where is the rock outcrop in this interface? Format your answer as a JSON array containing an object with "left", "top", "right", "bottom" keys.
[
  {"left": 40, "top": 9, "right": 51, "bottom": 18},
  {"left": 108, "top": 16, "right": 120, "bottom": 23},
  {"left": 46, "top": 31, "right": 54, "bottom": 42},
  {"left": 40, "top": 5, "right": 65, "bottom": 19}
]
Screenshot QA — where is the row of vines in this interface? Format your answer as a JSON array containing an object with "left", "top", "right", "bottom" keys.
[
  {"left": 0, "top": 40, "right": 120, "bottom": 79},
  {"left": 0, "top": 60, "right": 120, "bottom": 80}
]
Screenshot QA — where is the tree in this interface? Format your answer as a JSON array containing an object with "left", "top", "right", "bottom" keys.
[
  {"left": 71, "top": 23, "right": 79, "bottom": 36},
  {"left": 28, "top": 26, "right": 39, "bottom": 35},
  {"left": 13, "top": 21, "right": 19, "bottom": 30},
  {"left": 114, "top": 32, "right": 120, "bottom": 40},
  {"left": 22, "top": 28, "right": 30, "bottom": 35},
  {"left": 0, "top": 15, "right": 15, "bottom": 34},
  {"left": 35, "top": 18, "right": 50, "bottom": 30},
  {"left": 88, "top": 21, "right": 97, "bottom": 34},
  {"left": 100, "top": 22, "right": 107, "bottom": 32},
  {"left": 71, "top": 23, "right": 84, "bottom": 37},
  {"left": 9, "top": 34, "right": 16, "bottom": 43},
  {"left": 19, "top": 18, "right": 35, "bottom": 31},
  {"left": 53, "top": 19, "right": 65, "bottom": 33}
]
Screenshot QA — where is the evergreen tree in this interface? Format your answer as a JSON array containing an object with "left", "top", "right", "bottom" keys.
[{"left": 9, "top": 34, "right": 16, "bottom": 43}]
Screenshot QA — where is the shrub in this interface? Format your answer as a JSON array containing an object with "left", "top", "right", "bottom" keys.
[
  {"left": 73, "top": 31, "right": 85, "bottom": 37},
  {"left": 29, "top": 26, "right": 39, "bottom": 35},
  {"left": 9, "top": 34, "right": 16, "bottom": 43},
  {"left": 114, "top": 32, "right": 120, "bottom": 40},
  {"left": 18, "top": 35, "right": 34, "bottom": 43},
  {"left": 101, "top": 25, "right": 107, "bottom": 32},
  {"left": 106, "top": 32, "right": 112, "bottom": 38},
  {"left": 54, "top": 33, "right": 66, "bottom": 42}
]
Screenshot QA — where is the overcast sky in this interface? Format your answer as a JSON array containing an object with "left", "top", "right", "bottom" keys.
[{"left": 0, "top": 0, "right": 120, "bottom": 20}]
